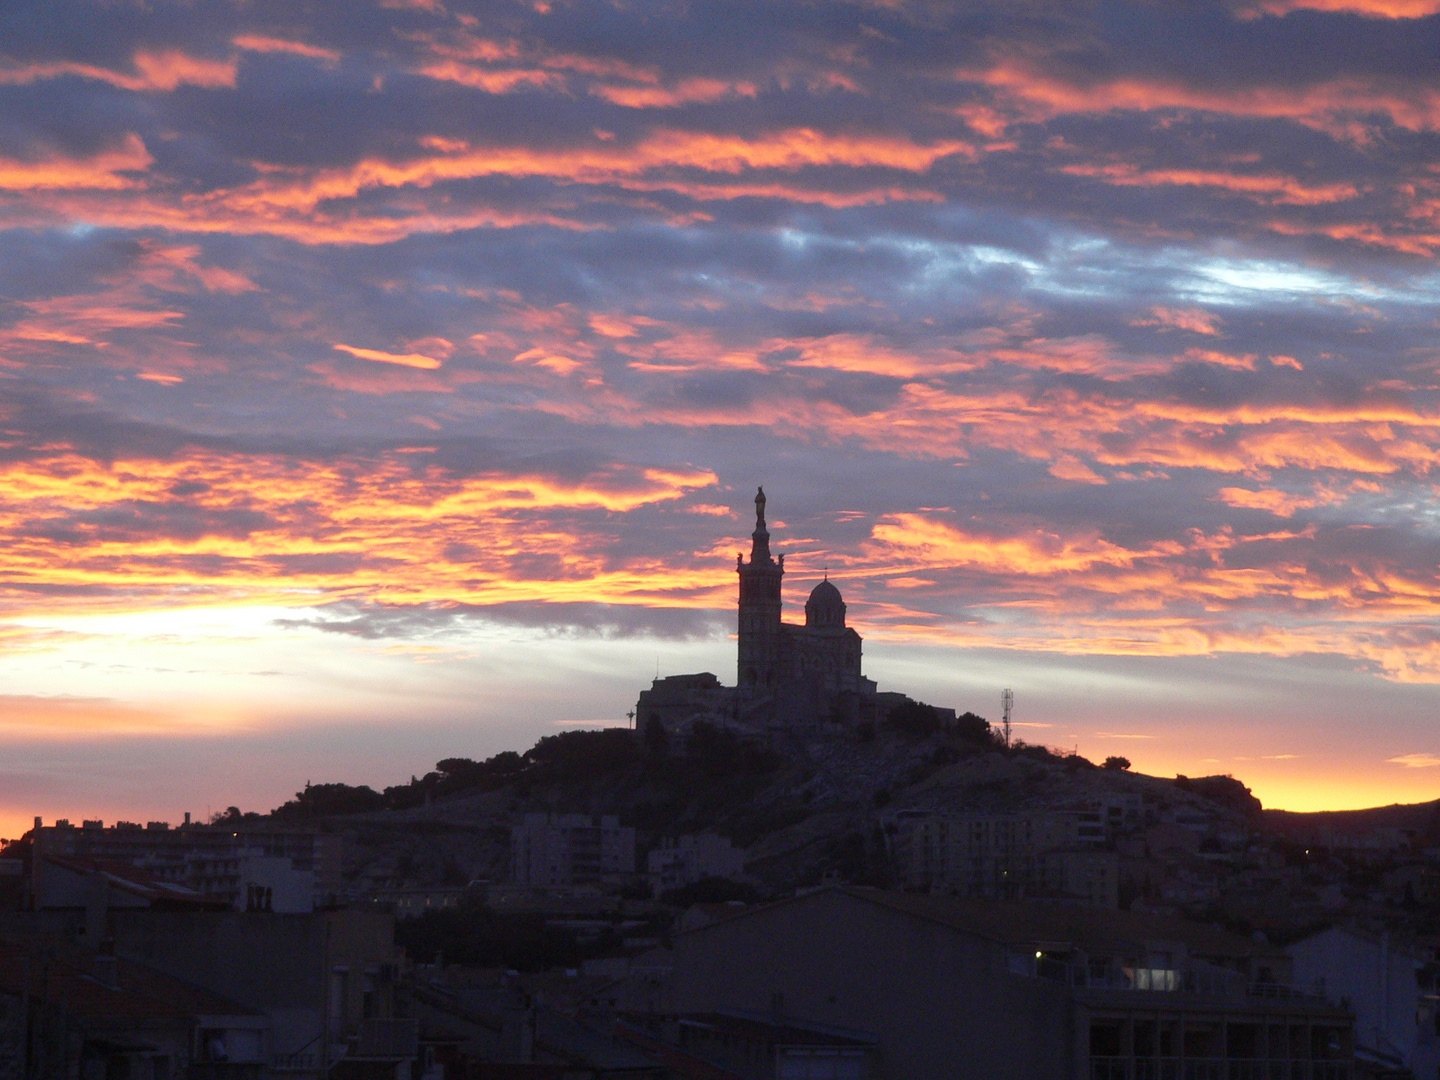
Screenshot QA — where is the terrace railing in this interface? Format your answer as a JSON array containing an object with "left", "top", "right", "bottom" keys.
[{"left": 1018, "top": 954, "right": 1326, "bottom": 1003}]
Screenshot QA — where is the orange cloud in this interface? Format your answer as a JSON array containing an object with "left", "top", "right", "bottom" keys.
[
  {"left": 0, "top": 123, "right": 966, "bottom": 246},
  {"left": 513, "top": 347, "right": 585, "bottom": 376},
  {"left": 0, "top": 50, "right": 237, "bottom": 92},
  {"left": 1266, "top": 218, "right": 1440, "bottom": 257},
  {"left": 1184, "top": 348, "right": 1258, "bottom": 371},
  {"left": 211, "top": 127, "right": 969, "bottom": 217},
  {"left": 4, "top": 434, "right": 1440, "bottom": 682},
  {"left": 609, "top": 327, "right": 767, "bottom": 373},
  {"left": 233, "top": 35, "right": 341, "bottom": 63},
  {"left": 6, "top": 186, "right": 591, "bottom": 246},
  {"left": 1062, "top": 163, "right": 1360, "bottom": 206},
  {"left": 635, "top": 127, "right": 972, "bottom": 173},
  {"left": 989, "top": 335, "right": 1168, "bottom": 378},
  {"left": 867, "top": 514, "right": 1143, "bottom": 576},
  {"left": 517, "top": 361, "right": 1440, "bottom": 484},
  {"left": 611, "top": 177, "right": 944, "bottom": 208},
  {"left": 307, "top": 361, "right": 454, "bottom": 394},
  {"left": 591, "top": 78, "right": 757, "bottom": 108},
  {"left": 0, "top": 696, "right": 189, "bottom": 738},
  {"left": 129, "top": 242, "right": 258, "bottom": 294},
  {"left": 28, "top": 304, "right": 182, "bottom": 331},
  {"left": 1049, "top": 456, "right": 1107, "bottom": 484},
  {"left": 414, "top": 61, "right": 564, "bottom": 94},
  {"left": 1388, "top": 752, "right": 1440, "bottom": 768},
  {"left": 1132, "top": 307, "right": 1223, "bottom": 335},
  {"left": 968, "top": 59, "right": 1440, "bottom": 135},
  {"left": 1214, "top": 487, "right": 1323, "bottom": 516},
  {"left": 589, "top": 314, "right": 647, "bottom": 339},
  {"left": 0, "top": 450, "right": 721, "bottom": 621},
  {"left": 785, "top": 334, "right": 973, "bottom": 377},
  {"left": 332, "top": 343, "right": 445, "bottom": 369},
  {"left": 0, "top": 134, "right": 152, "bottom": 191},
  {"left": 1236, "top": 0, "right": 1440, "bottom": 15},
  {"left": 4, "top": 293, "right": 186, "bottom": 351}
]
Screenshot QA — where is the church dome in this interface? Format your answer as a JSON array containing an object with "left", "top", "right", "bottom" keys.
[{"left": 805, "top": 577, "right": 846, "bottom": 628}]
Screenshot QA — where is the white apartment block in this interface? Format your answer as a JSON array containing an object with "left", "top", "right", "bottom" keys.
[{"left": 647, "top": 834, "right": 747, "bottom": 891}]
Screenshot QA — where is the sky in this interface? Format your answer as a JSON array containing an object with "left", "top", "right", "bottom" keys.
[{"left": 2, "top": 0, "right": 1440, "bottom": 836}]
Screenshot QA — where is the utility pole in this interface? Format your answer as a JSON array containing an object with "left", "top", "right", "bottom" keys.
[{"left": 1001, "top": 689, "right": 1013, "bottom": 748}]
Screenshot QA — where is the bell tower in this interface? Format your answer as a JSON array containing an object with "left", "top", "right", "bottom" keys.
[{"left": 737, "top": 486, "right": 783, "bottom": 687}]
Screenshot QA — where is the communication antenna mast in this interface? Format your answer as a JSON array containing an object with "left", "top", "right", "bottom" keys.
[{"left": 1001, "top": 689, "right": 1014, "bottom": 747}]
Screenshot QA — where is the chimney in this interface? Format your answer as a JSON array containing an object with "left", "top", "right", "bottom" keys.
[
  {"left": 32, "top": 817, "right": 41, "bottom": 832},
  {"left": 184, "top": 812, "right": 191, "bottom": 826}
]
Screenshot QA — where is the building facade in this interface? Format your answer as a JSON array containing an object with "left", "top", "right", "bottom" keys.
[
  {"left": 1287, "top": 927, "right": 1440, "bottom": 1078},
  {"left": 112, "top": 907, "right": 410, "bottom": 1078},
  {"left": 510, "top": 813, "right": 637, "bottom": 888},
  {"left": 647, "top": 834, "right": 747, "bottom": 892},
  {"left": 663, "top": 887, "right": 1355, "bottom": 1080},
  {"left": 896, "top": 811, "right": 1120, "bottom": 908},
  {"left": 29, "top": 819, "right": 341, "bottom": 910}
]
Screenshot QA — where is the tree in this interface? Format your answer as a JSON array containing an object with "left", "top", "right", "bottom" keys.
[
  {"left": 1103, "top": 756, "right": 1131, "bottom": 771},
  {"left": 526, "top": 727, "right": 638, "bottom": 778},
  {"left": 270, "top": 781, "right": 386, "bottom": 820},
  {"left": 954, "top": 711, "right": 991, "bottom": 744}
]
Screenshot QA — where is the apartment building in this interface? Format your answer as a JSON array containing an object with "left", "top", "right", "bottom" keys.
[
  {"left": 896, "top": 811, "right": 1120, "bottom": 907},
  {"left": 647, "top": 834, "right": 747, "bottom": 892},
  {"left": 29, "top": 818, "right": 342, "bottom": 909},
  {"left": 510, "top": 813, "right": 636, "bottom": 888},
  {"left": 664, "top": 887, "right": 1354, "bottom": 1080}
]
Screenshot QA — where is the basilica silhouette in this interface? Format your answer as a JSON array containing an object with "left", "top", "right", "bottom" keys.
[{"left": 635, "top": 488, "right": 940, "bottom": 738}]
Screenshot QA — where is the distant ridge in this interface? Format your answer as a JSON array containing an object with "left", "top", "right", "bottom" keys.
[{"left": 1264, "top": 798, "right": 1440, "bottom": 839}]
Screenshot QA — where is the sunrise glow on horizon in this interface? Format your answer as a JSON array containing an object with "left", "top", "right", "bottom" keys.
[{"left": 3, "top": 0, "right": 1440, "bottom": 836}]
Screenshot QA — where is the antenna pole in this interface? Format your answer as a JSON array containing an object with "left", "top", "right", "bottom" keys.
[{"left": 1001, "top": 689, "right": 1014, "bottom": 748}]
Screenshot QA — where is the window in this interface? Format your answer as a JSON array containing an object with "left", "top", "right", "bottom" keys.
[
  {"left": 1130, "top": 967, "right": 1178, "bottom": 991},
  {"left": 329, "top": 970, "right": 349, "bottom": 1027}
]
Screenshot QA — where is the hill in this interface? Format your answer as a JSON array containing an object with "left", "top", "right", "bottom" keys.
[{"left": 243, "top": 717, "right": 1280, "bottom": 897}]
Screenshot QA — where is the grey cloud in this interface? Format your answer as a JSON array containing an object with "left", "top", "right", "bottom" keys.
[{"left": 277, "top": 600, "right": 729, "bottom": 641}]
